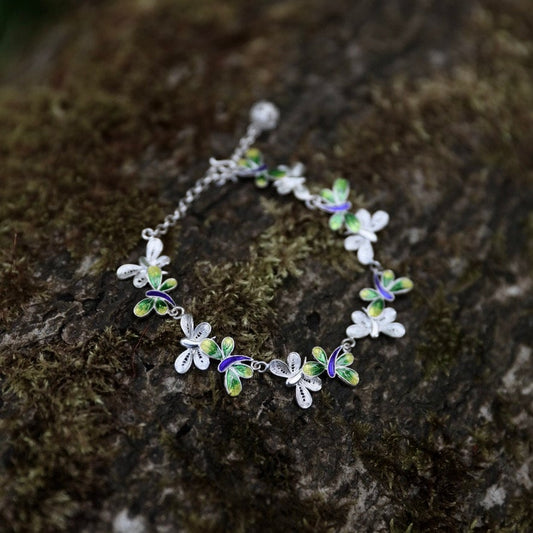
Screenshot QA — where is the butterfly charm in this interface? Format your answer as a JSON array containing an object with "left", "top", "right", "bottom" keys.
[
  {"left": 346, "top": 307, "right": 405, "bottom": 339},
  {"left": 117, "top": 237, "right": 170, "bottom": 288},
  {"left": 302, "top": 346, "right": 359, "bottom": 386},
  {"left": 132, "top": 265, "right": 177, "bottom": 317},
  {"left": 343, "top": 209, "right": 389, "bottom": 265},
  {"left": 360, "top": 269, "right": 413, "bottom": 317},
  {"left": 269, "top": 352, "right": 322, "bottom": 409},
  {"left": 174, "top": 314, "right": 212, "bottom": 373},
  {"left": 316, "top": 178, "right": 360, "bottom": 233},
  {"left": 200, "top": 337, "right": 253, "bottom": 396}
]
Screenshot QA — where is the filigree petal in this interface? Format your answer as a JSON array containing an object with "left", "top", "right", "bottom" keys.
[
  {"left": 117, "top": 264, "right": 142, "bottom": 279},
  {"left": 269, "top": 359, "right": 290, "bottom": 378},
  {"left": 174, "top": 349, "right": 193, "bottom": 374},
  {"left": 192, "top": 322, "right": 212, "bottom": 341},
  {"left": 295, "top": 382, "right": 313, "bottom": 409},
  {"left": 286, "top": 352, "right": 302, "bottom": 373},
  {"left": 301, "top": 374, "right": 322, "bottom": 391},
  {"left": 344, "top": 234, "right": 364, "bottom": 251},
  {"left": 193, "top": 349, "right": 210, "bottom": 370},
  {"left": 180, "top": 314, "right": 194, "bottom": 337},
  {"left": 370, "top": 210, "right": 389, "bottom": 231},
  {"left": 381, "top": 322, "right": 406, "bottom": 338},
  {"left": 146, "top": 237, "right": 164, "bottom": 263},
  {"left": 133, "top": 271, "right": 148, "bottom": 288}
]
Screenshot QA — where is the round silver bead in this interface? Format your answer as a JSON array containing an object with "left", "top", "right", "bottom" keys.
[{"left": 249, "top": 101, "right": 280, "bottom": 131}]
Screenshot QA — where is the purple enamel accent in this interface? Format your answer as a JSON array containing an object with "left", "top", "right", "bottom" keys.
[
  {"left": 255, "top": 164, "right": 268, "bottom": 172},
  {"left": 146, "top": 290, "right": 176, "bottom": 307},
  {"left": 327, "top": 346, "right": 343, "bottom": 378},
  {"left": 373, "top": 273, "right": 394, "bottom": 302},
  {"left": 217, "top": 355, "right": 252, "bottom": 373},
  {"left": 319, "top": 201, "right": 351, "bottom": 213}
]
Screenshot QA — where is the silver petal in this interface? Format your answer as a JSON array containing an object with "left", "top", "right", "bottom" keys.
[
  {"left": 156, "top": 255, "right": 171, "bottom": 267},
  {"left": 133, "top": 270, "right": 148, "bottom": 288},
  {"left": 301, "top": 374, "right": 322, "bottom": 391},
  {"left": 175, "top": 349, "right": 193, "bottom": 374},
  {"left": 286, "top": 352, "right": 302, "bottom": 373},
  {"left": 269, "top": 359, "right": 290, "bottom": 378},
  {"left": 193, "top": 349, "right": 210, "bottom": 370},
  {"left": 357, "top": 240, "right": 374, "bottom": 265},
  {"left": 346, "top": 323, "right": 371, "bottom": 339},
  {"left": 377, "top": 307, "right": 397, "bottom": 324},
  {"left": 380, "top": 322, "right": 406, "bottom": 338},
  {"left": 192, "top": 322, "right": 212, "bottom": 342},
  {"left": 146, "top": 237, "right": 164, "bottom": 263},
  {"left": 180, "top": 314, "right": 194, "bottom": 338},
  {"left": 344, "top": 234, "right": 364, "bottom": 251},
  {"left": 117, "top": 264, "right": 142, "bottom": 279},
  {"left": 370, "top": 210, "right": 389, "bottom": 232},
  {"left": 295, "top": 382, "right": 313, "bottom": 409},
  {"left": 355, "top": 208, "right": 372, "bottom": 228}
]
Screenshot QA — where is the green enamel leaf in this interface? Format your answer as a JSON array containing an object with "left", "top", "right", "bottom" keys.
[
  {"left": 367, "top": 298, "right": 385, "bottom": 317},
  {"left": 344, "top": 212, "right": 360, "bottom": 233},
  {"left": 246, "top": 147, "right": 262, "bottom": 164},
  {"left": 255, "top": 175, "right": 269, "bottom": 188},
  {"left": 147, "top": 265, "right": 162, "bottom": 289},
  {"left": 390, "top": 277, "right": 414, "bottom": 294},
  {"left": 337, "top": 352, "right": 354, "bottom": 367},
  {"left": 360, "top": 288, "right": 379, "bottom": 301},
  {"left": 268, "top": 167, "right": 287, "bottom": 178},
  {"left": 155, "top": 298, "right": 168, "bottom": 315},
  {"left": 320, "top": 188, "right": 335, "bottom": 203},
  {"left": 232, "top": 364, "right": 253, "bottom": 379},
  {"left": 312, "top": 346, "right": 328, "bottom": 365},
  {"left": 382, "top": 269, "right": 395, "bottom": 287},
  {"left": 133, "top": 297, "right": 154, "bottom": 317},
  {"left": 221, "top": 336, "right": 235, "bottom": 358},
  {"left": 336, "top": 367, "right": 360, "bottom": 387},
  {"left": 333, "top": 178, "right": 349, "bottom": 202},
  {"left": 225, "top": 370, "right": 242, "bottom": 396},
  {"left": 159, "top": 278, "right": 177, "bottom": 292},
  {"left": 200, "top": 339, "right": 222, "bottom": 360},
  {"left": 329, "top": 212, "right": 345, "bottom": 231},
  {"left": 303, "top": 361, "right": 325, "bottom": 377}
]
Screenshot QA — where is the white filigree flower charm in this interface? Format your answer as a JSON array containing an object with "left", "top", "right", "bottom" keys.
[
  {"left": 343, "top": 209, "right": 389, "bottom": 265},
  {"left": 117, "top": 237, "right": 170, "bottom": 288},
  {"left": 346, "top": 307, "right": 405, "bottom": 339},
  {"left": 269, "top": 352, "right": 322, "bottom": 409},
  {"left": 272, "top": 162, "right": 310, "bottom": 200},
  {"left": 175, "top": 314, "right": 212, "bottom": 373}
]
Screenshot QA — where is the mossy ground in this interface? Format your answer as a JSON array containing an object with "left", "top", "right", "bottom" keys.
[{"left": 1, "top": 0, "right": 532, "bottom": 531}]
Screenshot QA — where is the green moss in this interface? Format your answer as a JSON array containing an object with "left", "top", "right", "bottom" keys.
[
  {"left": 414, "top": 288, "right": 482, "bottom": 377},
  {"left": 0, "top": 327, "right": 135, "bottom": 532}
]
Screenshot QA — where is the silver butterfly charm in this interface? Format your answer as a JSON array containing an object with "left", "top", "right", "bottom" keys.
[
  {"left": 346, "top": 307, "right": 405, "bottom": 339},
  {"left": 175, "top": 314, "right": 212, "bottom": 373},
  {"left": 269, "top": 352, "right": 322, "bottom": 409},
  {"left": 116, "top": 237, "right": 171, "bottom": 288},
  {"left": 343, "top": 209, "right": 389, "bottom": 265}
]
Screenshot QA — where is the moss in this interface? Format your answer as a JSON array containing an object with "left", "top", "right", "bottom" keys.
[{"left": 0, "top": 327, "right": 137, "bottom": 532}]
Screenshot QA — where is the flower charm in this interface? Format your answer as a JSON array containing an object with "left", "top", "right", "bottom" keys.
[
  {"left": 303, "top": 346, "right": 359, "bottom": 386},
  {"left": 237, "top": 148, "right": 269, "bottom": 187},
  {"left": 200, "top": 337, "right": 253, "bottom": 396},
  {"left": 133, "top": 265, "right": 177, "bottom": 317},
  {"left": 271, "top": 162, "right": 310, "bottom": 200},
  {"left": 360, "top": 269, "right": 413, "bottom": 317},
  {"left": 344, "top": 209, "right": 389, "bottom": 265},
  {"left": 346, "top": 307, "right": 405, "bottom": 339},
  {"left": 269, "top": 352, "right": 322, "bottom": 409},
  {"left": 317, "top": 178, "right": 360, "bottom": 233},
  {"left": 117, "top": 237, "right": 170, "bottom": 288},
  {"left": 174, "top": 314, "right": 212, "bottom": 373}
]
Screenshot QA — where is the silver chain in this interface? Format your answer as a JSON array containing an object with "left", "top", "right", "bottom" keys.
[{"left": 141, "top": 123, "right": 261, "bottom": 240}]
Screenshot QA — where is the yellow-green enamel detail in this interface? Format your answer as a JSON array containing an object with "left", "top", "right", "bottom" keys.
[
  {"left": 336, "top": 367, "right": 359, "bottom": 386},
  {"left": 368, "top": 299, "right": 385, "bottom": 317},
  {"left": 134, "top": 297, "right": 154, "bottom": 317},
  {"left": 200, "top": 338, "right": 222, "bottom": 360},
  {"left": 147, "top": 265, "right": 162, "bottom": 288}
]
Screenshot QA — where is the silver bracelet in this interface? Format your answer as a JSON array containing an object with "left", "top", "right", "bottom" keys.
[{"left": 116, "top": 101, "right": 413, "bottom": 409}]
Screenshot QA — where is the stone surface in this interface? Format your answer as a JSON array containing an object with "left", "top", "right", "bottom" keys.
[{"left": 0, "top": 0, "right": 532, "bottom": 532}]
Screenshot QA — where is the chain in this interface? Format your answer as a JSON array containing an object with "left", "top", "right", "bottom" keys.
[{"left": 141, "top": 125, "right": 261, "bottom": 240}]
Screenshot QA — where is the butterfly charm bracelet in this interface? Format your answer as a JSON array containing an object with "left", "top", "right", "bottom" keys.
[{"left": 116, "top": 101, "right": 413, "bottom": 409}]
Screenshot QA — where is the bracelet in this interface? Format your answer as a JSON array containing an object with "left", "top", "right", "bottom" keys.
[{"left": 116, "top": 101, "right": 413, "bottom": 409}]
